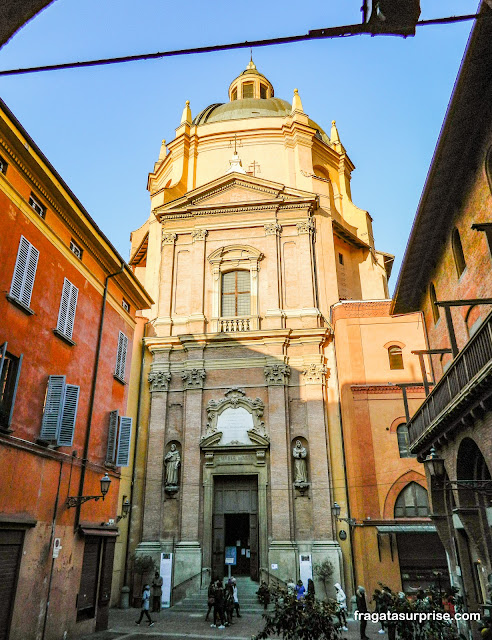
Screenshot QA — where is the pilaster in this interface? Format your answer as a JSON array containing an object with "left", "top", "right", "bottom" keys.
[
  {"left": 189, "top": 229, "right": 208, "bottom": 333},
  {"left": 157, "top": 230, "right": 177, "bottom": 334},
  {"left": 263, "top": 222, "right": 284, "bottom": 330}
]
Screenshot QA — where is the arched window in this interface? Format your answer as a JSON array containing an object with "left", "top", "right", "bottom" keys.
[
  {"left": 221, "top": 270, "right": 251, "bottom": 317},
  {"left": 452, "top": 228, "right": 466, "bottom": 278},
  {"left": 388, "top": 345, "right": 403, "bottom": 370},
  {"left": 396, "top": 423, "right": 411, "bottom": 458},
  {"left": 429, "top": 282, "right": 440, "bottom": 324},
  {"left": 394, "top": 482, "right": 429, "bottom": 518}
]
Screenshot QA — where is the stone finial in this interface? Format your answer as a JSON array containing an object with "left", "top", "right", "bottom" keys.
[
  {"left": 181, "top": 100, "right": 192, "bottom": 125},
  {"left": 330, "top": 120, "right": 340, "bottom": 145},
  {"left": 225, "top": 152, "right": 246, "bottom": 175},
  {"left": 292, "top": 88, "right": 304, "bottom": 113},
  {"left": 158, "top": 139, "right": 167, "bottom": 162}
]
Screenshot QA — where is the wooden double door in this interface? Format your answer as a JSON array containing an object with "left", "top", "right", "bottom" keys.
[{"left": 212, "top": 475, "right": 258, "bottom": 580}]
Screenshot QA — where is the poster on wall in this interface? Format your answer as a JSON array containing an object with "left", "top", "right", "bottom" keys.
[
  {"left": 299, "top": 553, "right": 313, "bottom": 589},
  {"left": 160, "top": 552, "right": 173, "bottom": 608}
]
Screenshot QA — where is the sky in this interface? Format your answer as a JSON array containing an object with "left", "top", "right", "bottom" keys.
[{"left": 0, "top": 0, "right": 479, "bottom": 291}]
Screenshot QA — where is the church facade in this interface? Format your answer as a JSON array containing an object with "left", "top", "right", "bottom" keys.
[{"left": 125, "top": 61, "right": 432, "bottom": 602}]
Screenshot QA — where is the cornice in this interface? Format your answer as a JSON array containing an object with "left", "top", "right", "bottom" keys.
[{"left": 351, "top": 384, "right": 427, "bottom": 395}]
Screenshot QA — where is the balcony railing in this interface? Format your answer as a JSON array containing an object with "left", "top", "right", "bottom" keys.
[
  {"left": 408, "top": 310, "right": 492, "bottom": 451},
  {"left": 219, "top": 316, "right": 252, "bottom": 332}
]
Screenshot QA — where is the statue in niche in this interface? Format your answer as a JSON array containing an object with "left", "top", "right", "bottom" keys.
[
  {"left": 293, "top": 440, "right": 308, "bottom": 484},
  {"left": 164, "top": 444, "right": 181, "bottom": 493}
]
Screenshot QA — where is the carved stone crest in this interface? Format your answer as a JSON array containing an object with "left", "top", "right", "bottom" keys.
[
  {"left": 264, "top": 364, "right": 291, "bottom": 386},
  {"left": 181, "top": 368, "right": 206, "bottom": 390},
  {"left": 148, "top": 371, "right": 172, "bottom": 392}
]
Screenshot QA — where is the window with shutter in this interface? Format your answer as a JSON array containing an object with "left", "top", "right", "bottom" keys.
[
  {"left": 40, "top": 376, "right": 80, "bottom": 445},
  {"left": 106, "top": 410, "right": 119, "bottom": 464},
  {"left": 116, "top": 417, "right": 132, "bottom": 467},
  {"left": 221, "top": 270, "right": 251, "bottom": 317},
  {"left": 57, "top": 384, "right": 79, "bottom": 446},
  {"left": 396, "top": 423, "right": 411, "bottom": 458},
  {"left": 9, "top": 236, "right": 39, "bottom": 310},
  {"left": 114, "top": 332, "right": 128, "bottom": 381},
  {"left": 394, "top": 482, "right": 429, "bottom": 518},
  {"left": 56, "top": 278, "right": 79, "bottom": 339},
  {"left": 388, "top": 345, "right": 404, "bottom": 370},
  {"left": 0, "top": 343, "right": 23, "bottom": 430}
]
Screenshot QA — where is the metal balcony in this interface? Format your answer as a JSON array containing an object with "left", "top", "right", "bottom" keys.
[{"left": 408, "top": 309, "right": 492, "bottom": 453}]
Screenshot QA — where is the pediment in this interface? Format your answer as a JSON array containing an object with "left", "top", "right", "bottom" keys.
[{"left": 155, "top": 173, "right": 317, "bottom": 217}]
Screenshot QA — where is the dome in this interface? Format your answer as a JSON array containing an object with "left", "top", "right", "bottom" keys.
[{"left": 192, "top": 97, "right": 331, "bottom": 145}]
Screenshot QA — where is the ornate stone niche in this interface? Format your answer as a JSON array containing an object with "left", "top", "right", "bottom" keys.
[{"left": 200, "top": 388, "right": 269, "bottom": 465}]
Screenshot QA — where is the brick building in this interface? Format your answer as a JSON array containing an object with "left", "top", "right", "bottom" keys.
[
  {"left": 392, "top": 3, "right": 492, "bottom": 635},
  {"left": 0, "top": 98, "right": 152, "bottom": 639}
]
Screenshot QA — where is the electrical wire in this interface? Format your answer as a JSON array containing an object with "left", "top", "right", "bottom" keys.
[{"left": 0, "top": 13, "right": 482, "bottom": 78}]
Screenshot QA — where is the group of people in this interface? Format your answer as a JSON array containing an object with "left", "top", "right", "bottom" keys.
[{"left": 205, "top": 577, "right": 241, "bottom": 628}]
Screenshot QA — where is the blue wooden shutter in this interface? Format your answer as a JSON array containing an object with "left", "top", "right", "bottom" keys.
[
  {"left": 57, "top": 278, "right": 79, "bottom": 338},
  {"left": 10, "top": 236, "right": 39, "bottom": 307},
  {"left": 7, "top": 353, "right": 22, "bottom": 427},
  {"left": 116, "top": 417, "right": 132, "bottom": 467},
  {"left": 40, "top": 376, "right": 66, "bottom": 441},
  {"left": 115, "top": 332, "right": 128, "bottom": 380},
  {"left": 58, "top": 384, "right": 79, "bottom": 446},
  {"left": 106, "top": 410, "right": 119, "bottom": 463}
]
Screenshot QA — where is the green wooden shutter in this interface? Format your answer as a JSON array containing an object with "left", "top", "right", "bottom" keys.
[
  {"left": 40, "top": 376, "right": 66, "bottom": 441},
  {"left": 106, "top": 410, "right": 119, "bottom": 464},
  {"left": 58, "top": 384, "right": 79, "bottom": 446},
  {"left": 57, "top": 278, "right": 79, "bottom": 338},
  {"left": 115, "top": 416, "right": 132, "bottom": 467}
]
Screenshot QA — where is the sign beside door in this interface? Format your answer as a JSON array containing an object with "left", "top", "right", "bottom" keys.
[{"left": 160, "top": 553, "right": 173, "bottom": 609}]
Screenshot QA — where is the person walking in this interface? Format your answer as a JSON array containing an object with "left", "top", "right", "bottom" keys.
[
  {"left": 205, "top": 578, "right": 215, "bottom": 622},
  {"left": 224, "top": 579, "right": 234, "bottom": 626},
  {"left": 232, "top": 577, "right": 241, "bottom": 618},
  {"left": 307, "top": 578, "right": 316, "bottom": 601},
  {"left": 136, "top": 584, "right": 155, "bottom": 627},
  {"left": 257, "top": 581, "right": 270, "bottom": 610},
  {"left": 152, "top": 571, "right": 163, "bottom": 613},
  {"left": 212, "top": 579, "right": 226, "bottom": 629},
  {"left": 295, "top": 579, "right": 306, "bottom": 600},
  {"left": 334, "top": 583, "right": 348, "bottom": 631},
  {"left": 356, "top": 585, "right": 369, "bottom": 640}
]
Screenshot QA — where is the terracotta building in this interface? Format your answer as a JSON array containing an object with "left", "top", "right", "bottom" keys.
[
  {"left": 122, "top": 60, "right": 443, "bottom": 605},
  {"left": 0, "top": 98, "right": 152, "bottom": 639},
  {"left": 392, "top": 3, "right": 492, "bottom": 635}
]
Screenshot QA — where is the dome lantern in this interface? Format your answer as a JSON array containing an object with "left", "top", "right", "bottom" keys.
[{"left": 228, "top": 57, "right": 274, "bottom": 102}]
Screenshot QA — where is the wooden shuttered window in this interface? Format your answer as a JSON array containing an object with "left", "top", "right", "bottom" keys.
[
  {"left": 0, "top": 529, "right": 25, "bottom": 640},
  {"left": 114, "top": 332, "right": 128, "bottom": 381},
  {"left": 9, "top": 236, "right": 39, "bottom": 308},
  {"left": 77, "top": 538, "right": 101, "bottom": 616},
  {"left": 40, "top": 375, "right": 79, "bottom": 446},
  {"left": 0, "top": 342, "right": 23, "bottom": 429},
  {"left": 106, "top": 410, "right": 119, "bottom": 464},
  {"left": 56, "top": 278, "right": 79, "bottom": 339},
  {"left": 106, "top": 411, "right": 132, "bottom": 466},
  {"left": 116, "top": 417, "right": 132, "bottom": 467}
]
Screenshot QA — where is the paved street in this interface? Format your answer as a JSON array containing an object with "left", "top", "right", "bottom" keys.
[{"left": 79, "top": 608, "right": 385, "bottom": 640}]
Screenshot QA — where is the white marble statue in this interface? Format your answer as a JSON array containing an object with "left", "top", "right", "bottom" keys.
[
  {"left": 293, "top": 440, "right": 308, "bottom": 483},
  {"left": 164, "top": 444, "right": 181, "bottom": 486}
]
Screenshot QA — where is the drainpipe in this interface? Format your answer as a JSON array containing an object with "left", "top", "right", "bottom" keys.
[
  {"left": 122, "top": 326, "right": 147, "bottom": 602},
  {"left": 75, "top": 262, "right": 125, "bottom": 530}
]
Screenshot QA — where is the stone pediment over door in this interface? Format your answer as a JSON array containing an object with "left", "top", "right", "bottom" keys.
[
  {"left": 200, "top": 388, "right": 269, "bottom": 466},
  {"left": 154, "top": 173, "right": 318, "bottom": 220}
]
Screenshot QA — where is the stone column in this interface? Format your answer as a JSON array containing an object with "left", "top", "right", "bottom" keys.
[
  {"left": 141, "top": 365, "right": 172, "bottom": 542},
  {"left": 302, "top": 362, "right": 334, "bottom": 540},
  {"left": 180, "top": 367, "right": 206, "bottom": 541},
  {"left": 263, "top": 222, "right": 284, "bottom": 330},
  {"left": 157, "top": 231, "right": 177, "bottom": 334},
  {"left": 265, "top": 363, "right": 292, "bottom": 540},
  {"left": 189, "top": 229, "right": 207, "bottom": 333}
]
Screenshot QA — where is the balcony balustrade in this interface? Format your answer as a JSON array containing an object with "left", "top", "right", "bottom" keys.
[
  {"left": 408, "top": 310, "right": 492, "bottom": 452},
  {"left": 219, "top": 316, "right": 252, "bottom": 332}
]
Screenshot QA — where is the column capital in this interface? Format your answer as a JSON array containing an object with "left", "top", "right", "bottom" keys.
[
  {"left": 264, "top": 222, "right": 282, "bottom": 236},
  {"left": 191, "top": 229, "right": 208, "bottom": 242},
  {"left": 302, "top": 363, "right": 329, "bottom": 384},
  {"left": 296, "top": 219, "right": 315, "bottom": 235},
  {"left": 162, "top": 231, "right": 177, "bottom": 245},
  {"left": 148, "top": 371, "right": 171, "bottom": 392},
  {"left": 264, "top": 364, "right": 291, "bottom": 386},
  {"left": 181, "top": 368, "right": 206, "bottom": 390}
]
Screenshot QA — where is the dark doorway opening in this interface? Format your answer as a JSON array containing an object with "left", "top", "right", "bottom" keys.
[{"left": 225, "top": 513, "right": 250, "bottom": 575}]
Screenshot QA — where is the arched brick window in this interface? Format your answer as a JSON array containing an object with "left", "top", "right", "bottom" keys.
[
  {"left": 451, "top": 228, "right": 466, "bottom": 278},
  {"left": 388, "top": 345, "right": 403, "bottom": 370},
  {"left": 394, "top": 482, "right": 429, "bottom": 518}
]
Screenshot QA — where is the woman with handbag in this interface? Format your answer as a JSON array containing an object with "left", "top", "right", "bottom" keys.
[{"left": 205, "top": 578, "right": 215, "bottom": 622}]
